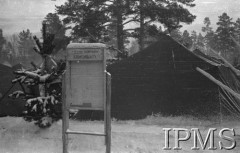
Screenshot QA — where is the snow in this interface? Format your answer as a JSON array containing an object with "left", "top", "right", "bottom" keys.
[
  {"left": 0, "top": 116, "right": 239, "bottom": 153},
  {"left": 9, "top": 90, "right": 24, "bottom": 98},
  {"left": 32, "top": 104, "right": 37, "bottom": 112},
  {"left": 39, "top": 74, "right": 51, "bottom": 83},
  {"left": 40, "top": 116, "right": 52, "bottom": 127}
]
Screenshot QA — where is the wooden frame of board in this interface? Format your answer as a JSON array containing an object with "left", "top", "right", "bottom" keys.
[{"left": 62, "top": 43, "right": 111, "bottom": 153}]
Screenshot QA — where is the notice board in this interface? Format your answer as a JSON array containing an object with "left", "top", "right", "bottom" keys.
[{"left": 65, "top": 43, "right": 106, "bottom": 110}]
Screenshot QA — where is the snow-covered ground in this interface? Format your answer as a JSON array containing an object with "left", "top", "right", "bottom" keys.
[{"left": 0, "top": 116, "right": 240, "bottom": 153}]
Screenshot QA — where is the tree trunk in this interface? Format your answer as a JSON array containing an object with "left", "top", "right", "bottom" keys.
[
  {"left": 116, "top": 0, "right": 124, "bottom": 57},
  {"left": 42, "top": 22, "right": 47, "bottom": 97},
  {"left": 139, "top": 0, "right": 144, "bottom": 51}
]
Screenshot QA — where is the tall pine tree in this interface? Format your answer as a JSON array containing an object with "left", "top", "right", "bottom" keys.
[
  {"left": 201, "top": 17, "right": 217, "bottom": 51},
  {"left": 18, "top": 29, "right": 35, "bottom": 58},
  {"left": 234, "top": 18, "right": 240, "bottom": 42},
  {"left": 0, "top": 29, "right": 6, "bottom": 59},
  {"left": 215, "top": 13, "right": 235, "bottom": 57},
  {"left": 196, "top": 33, "right": 205, "bottom": 49},
  {"left": 56, "top": 0, "right": 196, "bottom": 56},
  {"left": 190, "top": 30, "right": 197, "bottom": 49},
  {"left": 43, "top": 13, "right": 70, "bottom": 55}
]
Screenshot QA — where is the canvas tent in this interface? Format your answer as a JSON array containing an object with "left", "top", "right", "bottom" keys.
[
  {"left": 193, "top": 49, "right": 240, "bottom": 119},
  {"left": 107, "top": 34, "right": 221, "bottom": 120},
  {"left": 71, "top": 34, "right": 240, "bottom": 120},
  {"left": 0, "top": 63, "right": 25, "bottom": 116}
]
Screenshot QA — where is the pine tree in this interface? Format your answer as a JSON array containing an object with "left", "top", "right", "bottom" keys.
[
  {"left": 215, "top": 13, "right": 235, "bottom": 57},
  {"left": 170, "top": 28, "right": 183, "bottom": 43},
  {"left": 0, "top": 29, "right": 6, "bottom": 59},
  {"left": 56, "top": 0, "right": 110, "bottom": 42},
  {"left": 190, "top": 30, "right": 197, "bottom": 49},
  {"left": 56, "top": 0, "right": 196, "bottom": 57},
  {"left": 202, "top": 17, "right": 212, "bottom": 33},
  {"left": 182, "top": 30, "right": 192, "bottom": 48},
  {"left": 43, "top": 13, "right": 70, "bottom": 55},
  {"left": 196, "top": 33, "right": 205, "bottom": 48},
  {"left": 231, "top": 18, "right": 240, "bottom": 65},
  {"left": 233, "top": 18, "right": 240, "bottom": 42},
  {"left": 9, "top": 34, "right": 19, "bottom": 59},
  {"left": 201, "top": 17, "right": 217, "bottom": 51},
  {"left": 18, "top": 29, "right": 34, "bottom": 58},
  {"left": 128, "top": 0, "right": 196, "bottom": 50},
  {"left": 9, "top": 23, "right": 66, "bottom": 128}
]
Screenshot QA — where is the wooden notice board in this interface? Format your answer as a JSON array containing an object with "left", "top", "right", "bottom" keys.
[
  {"left": 63, "top": 43, "right": 111, "bottom": 153},
  {"left": 66, "top": 43, "right": 106, "bottom": 110}
]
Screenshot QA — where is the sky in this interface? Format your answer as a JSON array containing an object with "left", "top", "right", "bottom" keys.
[
  {"left": 0, "top": 0, "right": 66, "bottom": 36},
  {"left": 182, "top": 0, "right": 240, "bottom": 33},
  {"left": 0, "top": 0, "right": 240, "bottom": 36}
]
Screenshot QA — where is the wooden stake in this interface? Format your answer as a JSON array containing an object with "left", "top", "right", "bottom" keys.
[
  {"left": 62, "top": 62, "right": 69, "bottom": 153},
  {"left": 196, "top": 67, "right": 240, "bottom": 100},
  {"left": 209, "top": 48, "right": 240, "bottom": 76},
  {"left": 105, "top": 72, "right": 111, "bottom": 153}
]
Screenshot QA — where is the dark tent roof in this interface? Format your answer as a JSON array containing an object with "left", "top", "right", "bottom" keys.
[
  {"left": 193, "top": 49, "right": 223, "bottom": 66},
  {"left": 109, "top": 34, "right": 217, "bottom": 73},
  {"left": 107, "top": 34, "right": 219, "bottom": 119}
]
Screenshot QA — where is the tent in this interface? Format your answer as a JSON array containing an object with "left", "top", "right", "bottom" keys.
[
  {"left": 75, "top": 34, "right": 240, "bottom": 120},
  {"left": 193, "top": 49, "right": 240, "bottom": 119},
  {"left": 107, "top": 34, "right": 221, "bottom": 119},
  {"left": 0, "top": 63, "right": 25, "bottom": 116}
]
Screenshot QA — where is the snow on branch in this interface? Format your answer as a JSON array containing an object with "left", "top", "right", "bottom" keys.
[
  {"left": 13, "top": 70, "right": 54, "bottom": 84},
  {"left": 9, "top": 91, "right": 25, "bottom": 99},
  {"left": 26, "top": 96, "right": 59, "bottom": 113}
]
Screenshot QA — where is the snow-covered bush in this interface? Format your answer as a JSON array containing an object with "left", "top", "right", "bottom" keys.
[{"left": 9, "top": 23, "right": 66, "bottom": 128}]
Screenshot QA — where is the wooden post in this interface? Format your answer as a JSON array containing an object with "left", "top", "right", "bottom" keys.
[
  {"left": 196, "top": 67, "right": 240, "bottom": 100},
  {"left": 106, "top": 72, "right": 111, "bottom": 153},
  {"left": 62, "top": 62, "right": 69, "bottom": 153},
  {"left": 209, "top": 48, "right": 240, "bottom": 76}
]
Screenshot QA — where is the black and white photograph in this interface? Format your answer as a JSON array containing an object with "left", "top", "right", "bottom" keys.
[{"left": 0, "top": 0, "right": 240, "bottom": 152}]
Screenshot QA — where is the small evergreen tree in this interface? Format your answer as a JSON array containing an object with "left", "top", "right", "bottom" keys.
[{"left": 9, "top": 23, "right": 66, "bottom": 128}]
